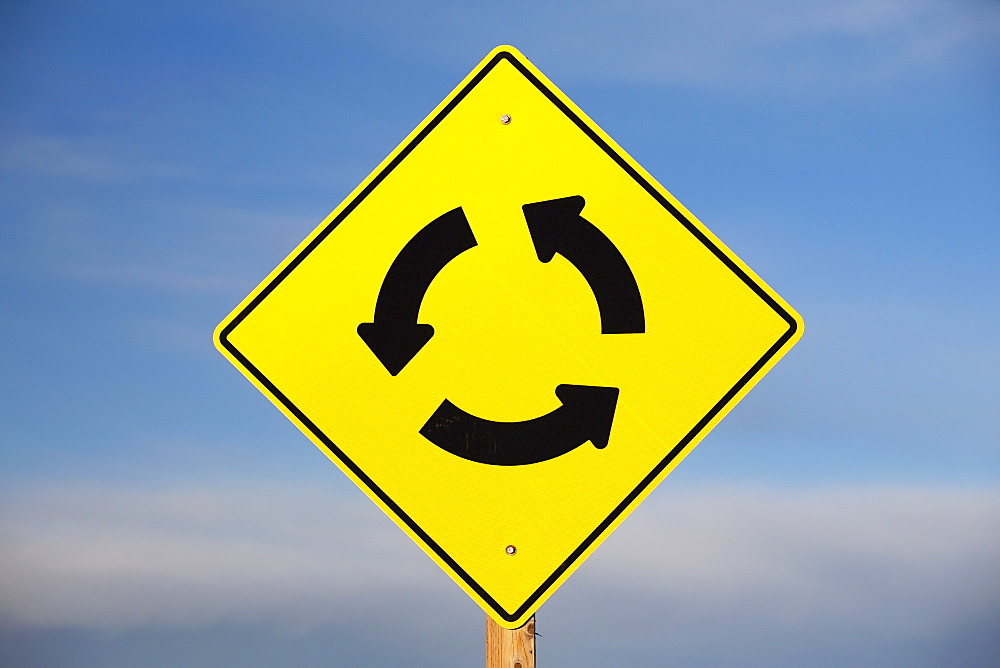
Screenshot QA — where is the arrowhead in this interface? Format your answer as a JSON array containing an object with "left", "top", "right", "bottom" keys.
[
  {"left": 522, "top": 196, "right": 586, "bottom": 263},
  {"left": 555, "top": 384, "right": 619, "bottom": 449},
  {"left": 357, "top": 322, "right": 434, "bottom": 375}
]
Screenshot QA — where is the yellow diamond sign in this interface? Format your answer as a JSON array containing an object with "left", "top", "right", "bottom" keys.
[{"left": 215, "top": 46, "right": 802, "bottom": 629}]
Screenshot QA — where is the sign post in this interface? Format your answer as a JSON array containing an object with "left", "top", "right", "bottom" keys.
[
  {"left": 486, "top": 615, "right": 535, "bottom": 668},
  {"left": 215, "top": 45, "right": 802, "bottom": 649}
]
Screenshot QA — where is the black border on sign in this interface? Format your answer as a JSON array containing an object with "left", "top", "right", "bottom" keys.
[{"left": 218, "top": 51, "right": 799, "bottom": 624}]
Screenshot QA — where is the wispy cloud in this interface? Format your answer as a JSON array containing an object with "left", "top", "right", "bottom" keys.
[
  {"left": 0, "top": 482, "right": 446, "bottom": 631},
  {"left": 258, "top": 0, "right": 1000, "bottom": 94},
  {"left": 0, "top": 200, "right": 319, "bottom": 297},
  {"left": 0, "top": 134, "right": 200, "bottom": 183},
  {"left": 2, "top": 480, "right": 996, "bottom": 664}
]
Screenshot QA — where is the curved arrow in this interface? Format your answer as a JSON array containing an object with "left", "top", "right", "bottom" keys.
[
  {"left": 420, "top": 384, "right": 620, "bottom": 466},
  {"left": 522, "top": 196, "right": 645, "bottom": 334},
  {"left": 358, "top": 207, "right": 477, "bottom": 375}
]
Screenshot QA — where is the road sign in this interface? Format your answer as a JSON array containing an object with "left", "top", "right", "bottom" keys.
[{"left": 215, "top": 45, "right": 802, "bottom": 629}]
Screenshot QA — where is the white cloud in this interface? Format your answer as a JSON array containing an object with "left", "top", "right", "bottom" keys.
[
  {"left": 1, "top": 479, "right": 997, "bottom": 661},
  {"left": 541, "top": 484, "right": 1000, "bottom": 664},
  {"left": 0, "top": 482, "right": 448, "bottom": 631},
  {"left": 259, "top": 0, "right": 1000, "bottom": 94},
  {"left": 571, "top": 486, "right": 1000, "bottom": 628}
]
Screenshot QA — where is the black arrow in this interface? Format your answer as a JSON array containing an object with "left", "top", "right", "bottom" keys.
[
  {"left": 358, "top": 207, "right": 477, "bottom": 375},
  {"left": 419, "top": 384, "right": 620, "bottom": 466},
  {"left": 523, "top": 196, "right": 645, "bottom": 334}
]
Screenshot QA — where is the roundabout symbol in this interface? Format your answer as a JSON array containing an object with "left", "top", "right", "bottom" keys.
[{"left": 358, "top": 196, "right": 643, "bottom": 466}]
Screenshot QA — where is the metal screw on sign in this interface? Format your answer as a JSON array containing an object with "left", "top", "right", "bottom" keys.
[
  {"left": 506, "top": 544, "right": 517, "bottom": 555},
  {"left": 500, "top": 114, "right": 512, "bottom": 124}
]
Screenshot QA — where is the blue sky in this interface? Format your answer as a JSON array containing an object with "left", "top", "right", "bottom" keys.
[{"left": 1, "top": 1, "right": 998, "bottom": 665}]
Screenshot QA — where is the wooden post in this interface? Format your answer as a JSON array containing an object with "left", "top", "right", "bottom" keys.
[{"left": 486, "top": 615, "right": 535, "bottom": 668}]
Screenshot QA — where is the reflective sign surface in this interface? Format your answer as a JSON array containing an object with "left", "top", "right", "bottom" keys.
[{"left": 215, "top": 46, "right": 803, "bottom": 629}]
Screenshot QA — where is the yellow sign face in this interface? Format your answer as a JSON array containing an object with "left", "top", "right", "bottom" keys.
[{"left": 215, "top": 46, "right": 802, "bottom": 629}]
